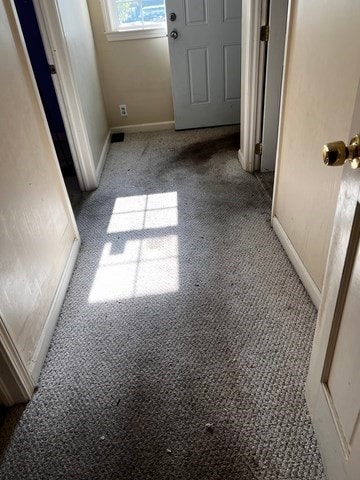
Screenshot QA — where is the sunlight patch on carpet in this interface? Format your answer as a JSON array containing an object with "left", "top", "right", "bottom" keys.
[
  {"left": 107, "top": 192, "right": 178, "bottom": 233},
  {"left": 89, "top": 192, "right": 179, "bottom": 302}
]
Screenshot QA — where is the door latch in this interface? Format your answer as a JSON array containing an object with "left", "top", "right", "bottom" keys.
[{"left": 169, "top": 30, "right": 178, "bottom": 40}]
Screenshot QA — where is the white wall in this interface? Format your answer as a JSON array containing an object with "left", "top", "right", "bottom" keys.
[
  {"left": 86, "top": 0, "right": 174, "bottom": 128},
  {"left": 0, "top": 0, "right": 78, "bottom": 393},
  {"left": 273, "top": 0, "right": 360, "bottom": 298},
  {"left": 57, "top": 0, "right": 109, "bottom": 171}
]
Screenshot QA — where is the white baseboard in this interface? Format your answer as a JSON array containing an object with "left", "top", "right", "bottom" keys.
[
  {"left": 238, "top": 149, "right": 247, "bottom": 171},
  {"left": 111, "top": 120, "right": 175, "bottom": 134},
  {"left": 272, "top": 216, "right": 321, "bottom": 309},
  {"left": 96, "top": 130, "right": 111, "bottom": 183},
  {"left": 30, "top": 237, "right": 80, "bottom": 382},
  {"left": 238, "top": 149, "right": 254, "bottom": 173}
]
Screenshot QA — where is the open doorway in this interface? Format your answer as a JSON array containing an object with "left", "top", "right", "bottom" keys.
[
  {"left": 164, "top": 0, "right": 241, "bottom": 130},
  {"left": 14, "top": 0, "right": 84, "bottom": 212},
  {"left": 256, "top": 0, "right": 288, "bottom": 199},
  {"left": 239, "top": 0, "right": 289, "bottom": 202}
]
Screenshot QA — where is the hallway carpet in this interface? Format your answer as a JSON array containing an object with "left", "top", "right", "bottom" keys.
[{"left": 0, "top": 126, "right": 325, "bottom": 479}]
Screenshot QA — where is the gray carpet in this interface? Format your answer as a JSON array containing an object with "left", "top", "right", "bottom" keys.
[
  {"left": 255, "top": 172, "right": 275, "bottom": 200},
  {"left": 0, "top": 126, "right": 325, "bottom": 479}
]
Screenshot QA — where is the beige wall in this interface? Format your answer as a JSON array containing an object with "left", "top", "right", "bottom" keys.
[
  {"left": 57, "top": 0, "right": 108, "bottom": 168},
  {"left": 273, "top": 0, "right": 360, "bottom": 291},
  {"left": 0, "top": 1, "right": 77, "bottom": 368},
  {"left": 87, "top": 0, "right": 174, "bottom": 128}
]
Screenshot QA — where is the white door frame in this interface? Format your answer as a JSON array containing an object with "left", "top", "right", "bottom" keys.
[
  {"left": 238, "top": 0, "right": 268, "bottom": 172},
  {"left": 32, "top": 0, "right": 98, "bottom": 191}
]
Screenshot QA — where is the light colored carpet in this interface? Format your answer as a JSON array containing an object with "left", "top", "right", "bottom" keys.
[{"left": 0, "top": 126, "right": 325, "bottom": 479}]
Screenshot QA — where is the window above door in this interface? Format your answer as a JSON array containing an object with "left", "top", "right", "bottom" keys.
[{"left": 101, "top": 0, "right": 167, "bottom": 41}]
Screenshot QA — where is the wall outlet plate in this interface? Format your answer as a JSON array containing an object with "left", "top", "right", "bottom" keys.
[{"left": 119, "top": 104, "right": 128, "bottom": 116}]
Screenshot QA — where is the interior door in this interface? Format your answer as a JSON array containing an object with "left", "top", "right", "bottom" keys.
[
  {"left": 306, "top": 84, "right": 360, "bottom": 479},
  {"left": 260, "top": 0, "right": 288, "bottom": 173},
  {"left": 165, "top": 0, "right": 241, "bottom": 130}
]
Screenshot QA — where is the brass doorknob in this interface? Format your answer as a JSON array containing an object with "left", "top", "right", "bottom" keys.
[{"left": 323, "top": 134, "right": 360, "bottom": 169}]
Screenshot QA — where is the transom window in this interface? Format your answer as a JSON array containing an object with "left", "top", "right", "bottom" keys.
[{"left": 101, "top": 0, "right": 167, "bottom": 41}]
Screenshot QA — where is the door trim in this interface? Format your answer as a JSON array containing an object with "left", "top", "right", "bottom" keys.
[
  {"left": 238, "top": 0, "right": 267, "bottom": 172},
  {"left": 0, "top": 315, "right": 35, "bottom": 407},
  {"left": 30, "top": 0, "right": 99, "bottom": 191}
]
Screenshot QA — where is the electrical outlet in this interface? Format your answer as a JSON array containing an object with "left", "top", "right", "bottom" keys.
[{"left": 119, "top": 104, "right": 128, "bottom": 116}]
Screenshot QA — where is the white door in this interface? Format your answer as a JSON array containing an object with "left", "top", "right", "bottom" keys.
[
  {"left": 306, "top": 84, "right": 360, "bottom": 479},
  {"left": 165, "top": 0, "right": 241, "bottom": 130},
  {"left": 260, "top": 0, "right": 288, "bottom": 172}
]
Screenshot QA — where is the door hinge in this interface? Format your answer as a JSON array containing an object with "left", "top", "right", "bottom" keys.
[
  {"left": 260, "top": 25, "right": 269, "bottom": 42},
  {"left": 49, "top": 64, "right": 56, "bottom": 75},
  {"left": 255, "top": 142, "right": 263, "bottom": 155}
]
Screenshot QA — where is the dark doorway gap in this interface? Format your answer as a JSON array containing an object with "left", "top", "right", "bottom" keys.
[{"left": 14, "top": 0, "right": 80, "bottom": 207}]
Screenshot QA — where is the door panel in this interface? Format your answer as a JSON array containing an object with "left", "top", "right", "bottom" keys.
[
  {"left": 185, "top": 0, "right": 207, "bottom": 24},
  {"left": 326, "top": 224, "right": 360, "bottom": 449},
  {"left": 306, "top": 79, "right": 360, "bottom": 479},
  {"left": 224, "top": 0, "right": 241, "bottom": 21},
  {"left": 224, "top": 44, "right": 241, "bottom": 100},
  {"left": 166, "top": 0, "right": 241, "bottom": 130},
  {"left": 188, "top": 48, "right": 209, "bottom": 104}
]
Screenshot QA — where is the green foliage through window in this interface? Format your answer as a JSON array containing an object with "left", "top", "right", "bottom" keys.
[{"left": 113, "top": 0, "right": 166, "bottom": 28}]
